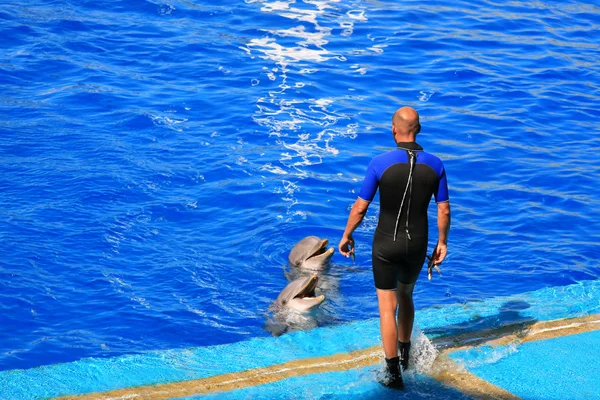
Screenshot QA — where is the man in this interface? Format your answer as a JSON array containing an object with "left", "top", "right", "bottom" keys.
[{"left": 338, "top": 106, "right": 450, "bottom": 389}]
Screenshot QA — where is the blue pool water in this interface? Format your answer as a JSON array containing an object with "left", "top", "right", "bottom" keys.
[{"left": 0, "top": 0, "right": 599, "bottom": 374}]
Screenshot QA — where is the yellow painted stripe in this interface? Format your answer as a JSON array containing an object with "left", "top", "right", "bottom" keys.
[
  {"left": 55, "top": 313, "right": 600, "bottom": 400},
  {"left": 56, "top": 348, "right": 383, "bottom": 400},
  {"left": 442, "top": 314, "right": 600, "bottom": 353},
  {"left": 429, "top": 356, "right": 520, "bottom": 400},
  {"left": 429, "top": 314, "right": 600, "bottom": 400}
]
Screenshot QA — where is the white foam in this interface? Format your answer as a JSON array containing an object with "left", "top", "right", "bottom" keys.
[
  {"left": 410, "top": 330, "right": 439, "bottom": 374},
  {"left": 367, "top": 44, "right": 387, "bottom": 54},
  {"left": 346, "top": 9, "right": 367, "bottom": 21},
  {"left": 247, "top": 37, "right": 330, "bottom": 64},
  {"left": 246, "top": 0, "right": 373, "bottom": 183},
  {"left": 148, "top": 114, "right": 188, "bottom": 132},
  {"left": 462, "top": 343, "right": 519, "bottom": 368},
  {"left": 260, "top": 163, "right": 288, "bottom": 175},
  {"left": 418, "top": 91, "right": 434, "bottom": 102}
]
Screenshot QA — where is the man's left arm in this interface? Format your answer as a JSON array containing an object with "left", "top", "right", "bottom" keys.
[
  {"left": 432, "top": 201, "right": 450, "bottom": 264},
  {"left": 432, "top": 161, "right": 450, "bottom": 264}
]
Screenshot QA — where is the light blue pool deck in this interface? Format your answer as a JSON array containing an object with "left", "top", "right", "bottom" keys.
[
  {"left": 451, "top": 330, "right": 600, "bottom": 400},
  {"left": 2, "top": 279, "right": 599, "bottom": 400}
]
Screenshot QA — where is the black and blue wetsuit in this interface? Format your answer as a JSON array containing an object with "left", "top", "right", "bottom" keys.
[{"left": 358, "top": 142, "right": 449, "bottom": 289}]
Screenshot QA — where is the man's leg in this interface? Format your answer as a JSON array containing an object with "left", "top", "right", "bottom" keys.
[
  {"left": 376, "top": 288, "right": 405, "bottom": 389},
  {"left": 376, "top": 288, "right": 398, "bottom": 358},
  {"left": 396, "top": 282, "right": 416, "bottom": 342},
  {"left": 396, "top": 282, "right": 416, "bottom": 370}
]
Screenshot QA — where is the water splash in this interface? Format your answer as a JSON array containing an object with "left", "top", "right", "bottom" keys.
[{"left": 409, "top": 330, "right": 439, "bottom": 375}]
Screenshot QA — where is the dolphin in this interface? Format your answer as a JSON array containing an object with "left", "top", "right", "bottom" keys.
[
  {"left": 275, "top": 273, "right": 325, "bottom": 313},
  {"left": 288, "top": 236, "right": 334, "bottom": 270}
]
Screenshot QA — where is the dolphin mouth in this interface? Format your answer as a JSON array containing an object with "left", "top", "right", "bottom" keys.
[
  {"left": 306, "top": 239, "right": 331, "bottom": 261},
  {"left": 294, "top": 274, "right": 319, "bottom": 300}
]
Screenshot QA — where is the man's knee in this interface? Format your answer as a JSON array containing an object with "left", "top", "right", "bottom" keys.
[
  {"left": 377, "top": 288, "right": 398, "bottom": 310},
  {"left": 396, "top": 282, "right": 416, "bottom": 297}
]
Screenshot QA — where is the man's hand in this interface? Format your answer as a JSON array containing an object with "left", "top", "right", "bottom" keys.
[
  {"left": 431, "top": 243, "right": 447, "bottom": 265},
  {"left": 339, "top": 198, "right": 369, "bottom": 261},
  {"left": 338, "top": 235, "right": 355, "bottom": 258}
]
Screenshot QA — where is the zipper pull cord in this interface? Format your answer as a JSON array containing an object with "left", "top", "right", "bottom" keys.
[
  {"left": 393, "top": 150, "right": 416, "bottom": 242},
  {"left": 405, "top": 153, "right": 415, "bottom": 241}
]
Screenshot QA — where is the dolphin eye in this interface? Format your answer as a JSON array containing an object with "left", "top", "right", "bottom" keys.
[{"left": 282, "top": 300, "right": 287, "bottom": 305}]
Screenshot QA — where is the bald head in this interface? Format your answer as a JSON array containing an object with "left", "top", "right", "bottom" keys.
[{"left": 392, "top": 106, "right": 421, "bottom": 141}]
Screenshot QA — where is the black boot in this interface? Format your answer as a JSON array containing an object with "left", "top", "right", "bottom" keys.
[
  {"left": 382, "top": 357, "right": 404, "bottom": 389},
  {"left": 398, "top": 341, "right": 411, "bottom": 371}
]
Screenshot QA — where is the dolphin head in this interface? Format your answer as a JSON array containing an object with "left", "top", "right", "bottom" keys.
[
  {"left": 275, "top": 273, "right": 325, "bottom": 313},
  {"left": 288, "top": 236, "right": 334, "bottom": 270}
]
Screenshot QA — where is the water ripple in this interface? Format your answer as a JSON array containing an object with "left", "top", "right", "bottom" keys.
[{"left": 0, "top": 0, "right": 598, "bottom": 371}]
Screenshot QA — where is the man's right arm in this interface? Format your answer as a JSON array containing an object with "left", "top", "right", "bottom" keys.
[
  {"left": 339, "top": 159, "right": 378, "bottom": 258},
  {"left": 432, "top": 201, "right": 451, "bottom": 264},
  {"left": 339, "top": 198, "right": 370, "bottom": 258}
]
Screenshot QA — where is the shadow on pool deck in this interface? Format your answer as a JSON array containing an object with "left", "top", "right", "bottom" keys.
[{"left": 427, "top": 300, "right": 537, "bottom": 350}]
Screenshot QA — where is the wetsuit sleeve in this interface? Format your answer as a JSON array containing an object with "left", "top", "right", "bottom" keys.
[
  {"left": 358, "top": 160, "right": 379, "bottom": 202},
  {"left": 434, "top": 167, "right": 449, "bottom": 203}
]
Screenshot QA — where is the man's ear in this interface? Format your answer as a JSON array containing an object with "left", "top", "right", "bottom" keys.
[{"left": 416, "top": 122, "right": 421, "bottom": 134}]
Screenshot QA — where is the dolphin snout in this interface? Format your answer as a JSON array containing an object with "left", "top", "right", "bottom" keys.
[
  {"left": 275, "top": 273, "right": 325, "bottom": 313},
  {"left": 289, "top": 236, "right": 334, "bottom": 270}
]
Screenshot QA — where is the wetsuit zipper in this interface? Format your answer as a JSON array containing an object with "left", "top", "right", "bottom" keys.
[{"left": 393, "top": 150, "right": 416, "bottom": 242}]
